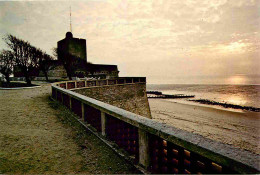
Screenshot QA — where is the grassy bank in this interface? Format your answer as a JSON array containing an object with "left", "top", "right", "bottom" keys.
[{"left": 47, "top": 98, "right": 139, "bottom": 174}]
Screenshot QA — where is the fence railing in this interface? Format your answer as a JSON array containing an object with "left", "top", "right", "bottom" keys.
[
  {"left": 55, "top": 77, "right": 146, "bottom": 90},
  {"left": 51, "top": 77, "right": 259, "bottom": 174},
  {"left": 9, "top": 77, "right": 65, "bottom": 81}
]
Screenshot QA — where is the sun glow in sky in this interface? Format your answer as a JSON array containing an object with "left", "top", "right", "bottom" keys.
[
  {"left": 216, "top": 41, "right": 252, "bottom": 54},
  {"left": 0, "top": 0, "right": 259, "bottom": 84},
  {"left": 228, "top": 75, "right": 248, "bottom": 84},
  {"left": 226, "top": 42, "right": 248, "bottom": 52}
]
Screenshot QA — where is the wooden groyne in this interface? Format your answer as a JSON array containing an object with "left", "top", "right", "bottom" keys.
[
  {"left": 147, "top": 91, "right": 195, "bottom": 99},
  {"left": 190, "top": 99, "right": 260, "bottom": 112},
  {"left": 146, "top": 91, "right": 163, "bottom": 95}
]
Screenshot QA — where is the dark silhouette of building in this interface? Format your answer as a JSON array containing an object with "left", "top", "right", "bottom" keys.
[
  {"left": 14, "top": 32, "right": 119, "bottom": 79},
  {"left": 57, "top": 32, "right": 119, "bottom": 79},
  {"left": 58, "top": 32, "right": 87, "bottom": 62}
]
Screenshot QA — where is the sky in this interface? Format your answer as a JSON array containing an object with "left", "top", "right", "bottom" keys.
[{"left": 0, "top": 0, "right": 259, "bottom": 84}]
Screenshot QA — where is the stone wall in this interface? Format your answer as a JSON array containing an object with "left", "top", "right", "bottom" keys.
[
  {"left": 73, "top": 83, "right": 152, "bottom": 119},
  {"left": 47, "top": 65, "right": 67, "bottom": 77}
]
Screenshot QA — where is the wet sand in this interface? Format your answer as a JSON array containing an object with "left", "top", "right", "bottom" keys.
[{"left": 148, "top": 98, "right": 260, "bottom": 154}]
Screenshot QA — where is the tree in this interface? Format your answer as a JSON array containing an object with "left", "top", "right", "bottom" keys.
[
  {"left": 57, "top": 45, "right": 84, "bottom": 80},
  {"left": 4, "top": 34, "right": 39, "bottom": 85},
  {"left": 39, "top": 52, "right": 53, "bottom": 81},
  {"left": 58, "top": 52, "right": 76, "bottom": 80},
  {"left": 52, "top": 47, "right": 58, "bottom": 59},
  {"left": 0, "top": 50, "right": 14, "bottom": 85}
]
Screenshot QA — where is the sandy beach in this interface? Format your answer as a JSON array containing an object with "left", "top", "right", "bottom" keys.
[{"left": 148, "top": 98, "right": 260, "bottom": 154}]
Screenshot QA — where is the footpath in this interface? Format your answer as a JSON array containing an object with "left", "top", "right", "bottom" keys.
[{"left": 0, "top": 82, "right": 137, "bottom": 174}]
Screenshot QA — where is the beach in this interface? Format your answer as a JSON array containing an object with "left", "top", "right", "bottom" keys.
[{"left": 148, "top": 98, "right": 260, "bottom": 154}]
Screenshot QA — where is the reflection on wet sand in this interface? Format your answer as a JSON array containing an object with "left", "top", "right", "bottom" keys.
[{"left": 225, "top": 95, "right": 247, "bottom": 106}]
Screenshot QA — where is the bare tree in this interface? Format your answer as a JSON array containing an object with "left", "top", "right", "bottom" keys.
[
  {"left": 52, "top": 47, "right": 58, "bottom": 59},
  {"left": 58, "top": 52, "right": 74, "bottom": 80},
  {"left": 0, "top": 50, "right": 14, "bottom": 85},
  {"left": 57, "top": 45, "right": 84, "bottom": 80},
  {"left": 39, "top": 51, "right": 53, "bottom": 81},
  {"left": 4, "top": 34, "right": 39, "bottom": 85}
]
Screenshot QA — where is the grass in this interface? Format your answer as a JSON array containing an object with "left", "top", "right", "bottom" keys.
[
  {"left": 0, "top": 94, "right": 85, "bottom": 174},
  {"left": 47, "top": 97, "right": 139, "bottom": 174}
]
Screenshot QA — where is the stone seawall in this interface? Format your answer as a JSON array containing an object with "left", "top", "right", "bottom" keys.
[
  {"left": 73, "top": 83, "right": 152, "bottom": 119},
  {"left": 52, "top": 79, "right": 260, "bottom": 173}
]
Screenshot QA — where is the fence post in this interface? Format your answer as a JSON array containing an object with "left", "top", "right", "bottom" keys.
[
  {"left": 55, "top": 89, "right": 57, "bottom": 100},
  {"left": 75, "top": 81, "right": 77, "bottom": 88},
  {"left": 138, "top": 128, "right": 150, "bottom": 169},
  {"left": 69, "top": 96, "right": 72, "bottom": 110},
  {"left": 81, "top": 102, "right": 85, "bottom": 119},
  {"left": 65, "top": 82, "right": 68, "bottom": 89},
  {"left": 101, "top": 111, "right": 106, "bottom": 136},
  {"left": 61, "top": 92, "right": 63, "bottom": 103}
]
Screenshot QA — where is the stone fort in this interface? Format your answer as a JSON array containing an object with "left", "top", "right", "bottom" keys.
[{"left": 14, "top": 32, "right": 119, "bottom": 79}]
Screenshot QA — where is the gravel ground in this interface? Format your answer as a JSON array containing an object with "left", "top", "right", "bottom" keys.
[{"left": 0, "top": 82, "right": 137, "bottom": 174}]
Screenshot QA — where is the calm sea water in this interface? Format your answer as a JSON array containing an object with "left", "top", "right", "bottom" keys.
[{"left": 147, "top": 84, "right": 260, "bottom": 108}]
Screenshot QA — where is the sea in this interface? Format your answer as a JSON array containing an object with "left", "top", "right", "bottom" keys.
[{"left": 147, "top": 84, "right": 260, "bottom": 110}]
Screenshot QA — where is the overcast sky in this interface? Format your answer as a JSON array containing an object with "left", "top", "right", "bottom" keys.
[{"left": 0, "top": 0, "right": 259, "bottom": 84}]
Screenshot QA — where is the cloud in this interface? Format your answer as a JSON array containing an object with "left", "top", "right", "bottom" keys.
[{"left": 0, "top": 0, "right": 259, "bottom": 83}]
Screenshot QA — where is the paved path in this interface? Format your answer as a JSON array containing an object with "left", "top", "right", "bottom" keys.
[{"left": 0, "top": 82, "right": 137, "bottom": 174}]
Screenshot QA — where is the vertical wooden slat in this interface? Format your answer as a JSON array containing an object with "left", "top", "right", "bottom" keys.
[
  {"left": 69, "top": 96, "right": 72, "bottom": 110},
  {"left": 101, "top": 111, "right": 106, "bottom": 136},
  {"left": 83, "top": 104, "right": 87, "bottom": 122},
  {"left": 61, "top": 92, "right": 63, "bottom": 103},
  {"left": 55, "top": 89, "right": 58, "bottom": 100},
  {"left": 139, "top": 129, "right": 150, "bottom": 169},
  {"left": 81, "top": 102, "right": 85, "bottom": 119}
]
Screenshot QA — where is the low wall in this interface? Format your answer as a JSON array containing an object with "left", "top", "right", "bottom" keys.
[
  {"left": 73, "top": 83, "right": 151, "bottom": 118},
  {"left": 9, "top": 77, "right": 65, "bottom": 81},
  {"left": 51, "top": 78, "right": 260, "bottom": 174}
]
